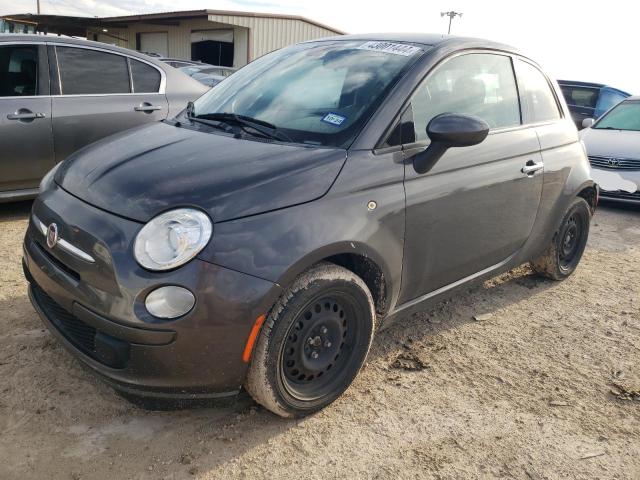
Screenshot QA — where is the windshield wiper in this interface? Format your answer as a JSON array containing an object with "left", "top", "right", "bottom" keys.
[
  {"left": 184, "top": 102, "right": 240, "bottom": 135},
  {"left": 191, "top": 116, "right": 237, "bottom": 134},
  {"left": 194, "top": 112, "right": 291, "bottom": 142}
]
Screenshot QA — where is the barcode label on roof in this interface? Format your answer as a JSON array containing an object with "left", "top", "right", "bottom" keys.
[{"left": 357, "top": 41, "right": 422, "bottom": 56}]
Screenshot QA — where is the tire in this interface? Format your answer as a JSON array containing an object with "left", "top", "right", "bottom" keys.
[
  {"left": 245, "top": 263, "right": 376, "bottom": 418},
  {"left": 531, "top": 197, "right": 591, "bottom": 280}
]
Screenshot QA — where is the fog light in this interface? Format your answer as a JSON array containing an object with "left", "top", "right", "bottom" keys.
[{"left": 145, "top": 286, "right": 195, "bottom": 319}]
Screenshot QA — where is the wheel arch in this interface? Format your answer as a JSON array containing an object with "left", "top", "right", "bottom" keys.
[
  {"left": 549, "top": 179, "right": 597, "bottom": 240},
  {"left": 274, "top": 241, "right": 396, "bottom": 317},
  {"left": 577, "top": 183, "right": 598, "bottom": 214},
  {"left": 324, "top": 252, "right": 388, "bottom": 316}
]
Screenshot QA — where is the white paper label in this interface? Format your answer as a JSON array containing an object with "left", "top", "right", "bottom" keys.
[
  {"left": 357, "top": 41, "right": 422, "bottom": 56},
  {"left": 322, "top": 113, "right": 347, "bottom": 126}
]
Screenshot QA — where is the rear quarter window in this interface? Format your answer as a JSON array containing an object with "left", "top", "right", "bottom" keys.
[
  {"left": 515, "top": 60, "right": 561, "bottom": 124},
  {"left": 130, "top": 59, "right": 161, "bottom": 93}
]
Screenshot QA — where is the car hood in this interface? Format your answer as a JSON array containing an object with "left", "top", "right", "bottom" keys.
[
  {"left": 580, "top": 127, "right": 640, "bottom": 158},
  {"left": 56, "top": 122, "right": 347, "bottom": 223}
]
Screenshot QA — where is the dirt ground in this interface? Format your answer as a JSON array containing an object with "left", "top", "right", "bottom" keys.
[{"left": 0, "top": 200, "right": 638, "bottom": 480}]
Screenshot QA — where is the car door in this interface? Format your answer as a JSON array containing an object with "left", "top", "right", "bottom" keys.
[
  {"left": 49, "top": 44, "right": 168, "bottom": 163},
  {"left": 399, "top": 52, "right": 543, "bottom": 305},
  {"left": 0, "top": 42, "right": 54, "bottom": 194}
]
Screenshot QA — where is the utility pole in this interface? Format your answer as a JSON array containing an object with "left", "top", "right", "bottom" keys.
[
  {"left": 441, "top": 11, "right": 463, "bottom": 34},
  {"left": 37, "top": 0, "right": 41, "bottom": 14}
]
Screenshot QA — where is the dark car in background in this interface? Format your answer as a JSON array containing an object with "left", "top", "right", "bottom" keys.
[
  {"left": 0, "top": 35, "right": 208, "bottom": 201},
  {"left": 156, "top": 57, "right": 204, "bottom": 69},
  {"left": 24, "top": 34, "right": 596, "bottom": 418},
  {"left": 559, "top": 80, "right": 630, "bottom": 129},
  {"left": 179, "top": 64, "right": 237, "bottom": 87}
]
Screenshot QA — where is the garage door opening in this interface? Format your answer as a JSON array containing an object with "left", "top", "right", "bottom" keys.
[
  {"left": 137, "top": 32, "right": 168, "bottom": 57},
  {"left": 191, "top": 29, "right": 234, "bottom": 67}
]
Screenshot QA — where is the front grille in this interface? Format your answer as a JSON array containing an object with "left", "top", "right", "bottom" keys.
[
  {"left": 600, "top": 190, "right": 640, "bottom": 201},
  {"left": 32, "top": 284, "right": 97, "bottom": 354},
  {"left": 589, "top": 155, "right": 640, "bottom": 171},
  {"left": 33, "top": 240, "right": 81, "bottom": 282}
]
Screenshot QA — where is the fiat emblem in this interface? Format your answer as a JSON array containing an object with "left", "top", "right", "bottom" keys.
[{"left": 46, "top": 223, "right": 59, "bottom": 248}]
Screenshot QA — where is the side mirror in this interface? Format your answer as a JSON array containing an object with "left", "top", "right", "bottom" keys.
[
  {"left": 413, "top": 113, "right": 490, "bottom": 174},
  {"left": 582, "top": 118, "right": 595, "bottom": 129}
]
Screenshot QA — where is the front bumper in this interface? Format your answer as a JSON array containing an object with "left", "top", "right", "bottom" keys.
[
  {"left": 23, "top": 184, "right": 281, "bottom": 399},
  {"left": 590, "top": 167, "right": 640, "bottom": 205},
  {"left": 599, "top": 190, "right": 640, "bottom": 204}
]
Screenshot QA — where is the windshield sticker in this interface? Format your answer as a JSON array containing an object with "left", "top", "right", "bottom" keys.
[
  {"left": 357, "top": 41, "right": 422, "bottom": 56},
  {"left": 322, "top": 113, "right": 347, "bottom": 126}
]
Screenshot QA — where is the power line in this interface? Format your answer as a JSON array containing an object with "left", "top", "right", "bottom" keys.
[{"left": 441, "top": 11, "right": 463, "bottom": 35}]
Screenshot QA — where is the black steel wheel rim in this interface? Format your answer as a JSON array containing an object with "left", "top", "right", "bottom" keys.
[
  {"left": 559, "top": 213, "right": 583, "bottom": 270},
  {"left": 279, "top": 290, "right": 362, "bottom": 401}
]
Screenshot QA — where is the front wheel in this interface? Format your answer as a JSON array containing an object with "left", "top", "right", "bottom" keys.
[
  {"left": 531, "top": 197, "right": 591, "bottom": 280},
  {"left": 245, "top": 263, "right": 375, "bottom": 418}
]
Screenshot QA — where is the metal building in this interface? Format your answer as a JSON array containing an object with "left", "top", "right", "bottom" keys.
[{"left": 2, "top": 10, "right": 344, "bottom": 68}]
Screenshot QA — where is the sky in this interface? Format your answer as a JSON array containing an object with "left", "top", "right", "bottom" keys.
[{"left": 2, "top": 0, "right": 637, "bottom": 93}]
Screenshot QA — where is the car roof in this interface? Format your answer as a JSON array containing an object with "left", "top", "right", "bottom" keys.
[
  {"left": 558, "top": 80, "right": 606, "bottom": 88},
  {"left": 2, "top": 32, "right": 528, "bottom": 71},
  {"left": 3, "top": 32, "right": 521, "bottom": 57},
  {"left": 306, "top": 32, "right": 520, "bottom": 53},
  {"left": 0, "top": 33, "right": 162, "bottom": 63},
  {"left": 558, "top": 79, "right": 631, "bottom": 96}
]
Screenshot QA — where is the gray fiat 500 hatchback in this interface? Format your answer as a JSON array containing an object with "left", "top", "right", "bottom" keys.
[{"left": 24, "top": 34, "right": 596, "bottom": 417}]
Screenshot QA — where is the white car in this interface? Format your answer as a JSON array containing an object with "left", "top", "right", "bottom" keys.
[{"left": 580, "top": 96, "right": 640, "bottom": 204}]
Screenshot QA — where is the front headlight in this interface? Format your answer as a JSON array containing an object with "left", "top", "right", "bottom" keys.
[{"left": 134, "top": 209, "right": 212, "bottom": 271}]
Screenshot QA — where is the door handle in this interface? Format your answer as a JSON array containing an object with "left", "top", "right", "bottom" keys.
[
  {"left": 522, "top": 161, "right": 544, "bottom": 175},
  {"left": 134, "top": 105, "right": 162, "bottom": 112},
  {"left": 7, "top": 111, "right": 45, "bottom": 120}
]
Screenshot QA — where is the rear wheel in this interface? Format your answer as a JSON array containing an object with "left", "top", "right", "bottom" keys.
[
  {"left": 531, "top": 197, "right": 591, "bottom": 280},
  {"left": 245, "top": 263, "right": 375, "bottom": 418}
]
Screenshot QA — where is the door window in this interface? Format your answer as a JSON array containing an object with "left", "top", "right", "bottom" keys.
[
  {"left": 56, "top": 47, "right": 130, "bottom": 95},
  {"left": 559, "top": 85, "right": 598, "bottom": 108},
  {"left": 410, "top": 53, "right": 520, "bottom": 141},
  {"left": 130, "top": 59, "right": 161, "bottom": 93},
  {"left": 515, "top": 60, "right": 561, "bottom": 124},
  {"left": 0, "top": 45, "right": 38, "bottom": 97}
]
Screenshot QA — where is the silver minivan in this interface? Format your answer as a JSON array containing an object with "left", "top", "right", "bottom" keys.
[{"left": 0, "top": 34, "right": 207, "bottom": 201}]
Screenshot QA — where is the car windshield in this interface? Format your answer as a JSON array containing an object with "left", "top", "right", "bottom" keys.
[
  {"left": 594, "top": 101, "right": 640, "bottom": 131},
  {"left": 191, "top": 40, "right": 426, "bottom": 148}
]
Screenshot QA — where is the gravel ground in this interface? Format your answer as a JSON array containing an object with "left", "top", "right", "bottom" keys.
[{"left": 0, "top": 200, "right": 638, "bottom": 480}]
